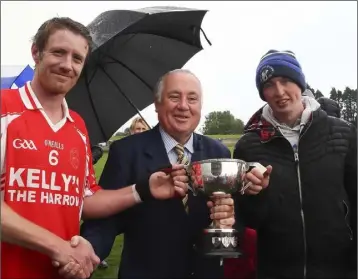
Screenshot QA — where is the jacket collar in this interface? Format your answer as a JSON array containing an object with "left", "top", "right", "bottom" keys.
[
  {"left": 244, "top": 103, "right": 323, "bottom": 143},
  {"left": 143, "top": 124, "right": 203, "bottom": 170}
]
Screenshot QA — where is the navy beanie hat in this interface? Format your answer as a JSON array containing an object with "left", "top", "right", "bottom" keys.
[{"left": 255, "top": 50, "right": 306, "bottom": 101}]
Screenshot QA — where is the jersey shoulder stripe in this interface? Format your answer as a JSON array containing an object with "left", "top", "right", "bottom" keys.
[
  {"left": 69, "top": 110, "right": 87, "bottom": 131},
  {"left": 1, "top": 88, "right": 26, "bottom": 116}
]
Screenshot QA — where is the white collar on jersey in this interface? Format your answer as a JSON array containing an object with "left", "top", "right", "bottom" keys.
[{"left": 19, "top": 81, "right": 74, "bottom": 123}]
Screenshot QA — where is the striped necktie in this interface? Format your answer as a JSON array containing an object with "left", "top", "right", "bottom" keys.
[{"left": 174, "top": 144, "right": 189, "bottom": 213}]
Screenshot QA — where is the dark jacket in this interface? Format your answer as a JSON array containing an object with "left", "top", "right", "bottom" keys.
[
  {"left": 233, "top": 107, "right": 357, "bottom": 279},
  {"left": 81, "top": 125, "right": 232, "bottom": 279},
  {"left": 317, "top": 97, "right": 341, "bottom": 118}
]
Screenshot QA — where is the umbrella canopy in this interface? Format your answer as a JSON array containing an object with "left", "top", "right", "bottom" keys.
[{"left": 66, "top": 6, "right": 210, "bottom": 145}]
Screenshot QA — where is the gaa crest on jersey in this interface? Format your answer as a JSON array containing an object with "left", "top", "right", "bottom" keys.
[{"left": 69, "top": 148, "right": 80, "bottom": 170}]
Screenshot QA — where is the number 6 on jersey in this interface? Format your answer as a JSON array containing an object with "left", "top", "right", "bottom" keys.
[{"left": 49, "top": 150, "right": 59, "bottom": 166}]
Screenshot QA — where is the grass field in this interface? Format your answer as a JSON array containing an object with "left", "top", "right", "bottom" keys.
[{"left": 91, "top": 135, "right": 239, "bottom": 279}]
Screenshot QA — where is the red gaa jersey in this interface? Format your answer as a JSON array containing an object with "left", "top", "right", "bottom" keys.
[{"left": 0, "top": 82, "right": 101, "bottom": 279}]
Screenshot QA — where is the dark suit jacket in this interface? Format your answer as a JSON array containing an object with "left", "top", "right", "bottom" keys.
[{"left": 81, "top": 125, "right": 232, "bottom": 279}]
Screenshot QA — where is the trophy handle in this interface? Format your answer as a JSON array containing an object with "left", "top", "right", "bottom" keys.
[{"left": 240, "top": 162, "right": 267, "bottom": 195}]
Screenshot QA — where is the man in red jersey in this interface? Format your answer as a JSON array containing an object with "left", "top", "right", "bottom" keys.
[{"left": 1, "top": 17, "right": 188, "bottom": 279}]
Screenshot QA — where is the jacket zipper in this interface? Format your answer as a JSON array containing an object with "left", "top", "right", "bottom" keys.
[
  {"left": 262, "top": 118, "right": 312, "bottom": 278},
  {"left": 293, "top": 121, "right": 312, "bottom": 279},
  {"left": 293, "top": 146, "right": 307, "bottom": 279},
  {"left": 343, "top": 200, "right": 353, "bottom": 240}
]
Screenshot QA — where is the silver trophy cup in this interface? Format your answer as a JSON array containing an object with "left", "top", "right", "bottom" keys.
[{"left": 186, "top": 158, "right": 263, "bottom": 258}]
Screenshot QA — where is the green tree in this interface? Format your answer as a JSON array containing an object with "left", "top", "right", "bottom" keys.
[
  {"left": 115, "top": 131, "right": 126, "bottom": 137},
  {"left": 306, "top": 83, "right": 316, "bottom": 95},
  {"left": 329, "top": 87, "right": 344, "bottom": 112},
  {"left": 315, "top": 90, "right": 324, "bottom": 99},
  {"left": 123, "top": 127, "right": 131, "bottom": 136},
  {"left": 306, "top": 83, "right": 324, "bottom": 99},
  {"left": 202, "top": 111, "right": 244, "bottom": 135},
  {"left": 341, "top": 87, "right": 357, "bottom": 125}
]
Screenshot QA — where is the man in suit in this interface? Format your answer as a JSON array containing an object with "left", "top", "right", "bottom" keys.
[{"left": 80, "top": 69, "right": 270, "bottom": 279}]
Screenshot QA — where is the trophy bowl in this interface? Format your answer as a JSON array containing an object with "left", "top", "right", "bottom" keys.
[{"left": 186, "top": 158, "right": 260, "bottom": 258}]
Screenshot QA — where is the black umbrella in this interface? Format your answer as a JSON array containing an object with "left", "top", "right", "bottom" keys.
[{"left": 66, "top": 6, "right": 211, "bottom": 145}]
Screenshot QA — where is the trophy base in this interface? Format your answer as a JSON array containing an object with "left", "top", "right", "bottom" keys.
[{"left": 199, "top": 228, "right": 242, "bottom": 258}]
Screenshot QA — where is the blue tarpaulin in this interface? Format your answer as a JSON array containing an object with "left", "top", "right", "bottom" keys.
[{"left": 1, "top": 65, "right": 34, "bottom": 89}]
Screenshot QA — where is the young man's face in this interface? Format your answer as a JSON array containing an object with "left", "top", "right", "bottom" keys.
[
  {"left": 263, "top": 76, "right": 302, "bottom": 119},
  {"left": 32, "top": 29, "right": 89, "bottom": 95}
]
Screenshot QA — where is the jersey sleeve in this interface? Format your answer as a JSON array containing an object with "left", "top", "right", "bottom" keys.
[
  {"left": 1, "top": 90, "right": 24, "bottom": 195},
  {"left": 1, "top": 94, "right": 7, "bottom": 193},
  {"left": 82, "top": 129, "right": 102, "bottom": 197},
  {"left": 71, "top": 113, "right": 102, "bottom": 197},
  {"left": 84, "top": 140, "right": 102, "bottom": 197}
]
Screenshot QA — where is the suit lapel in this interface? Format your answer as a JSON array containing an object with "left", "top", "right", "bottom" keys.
[
  {"left": 142, "top": 129, "right": 207, "bottom": 218},
  {"left": 143, "top": 125, "right": 171, "bottom": 174},
  {"left": 144, "top": 125, "right": 190, "bottom": 219}
]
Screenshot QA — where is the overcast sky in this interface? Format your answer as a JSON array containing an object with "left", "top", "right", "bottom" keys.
[{"left": 1, "top": 1, "right": 357, "bottom": 133}]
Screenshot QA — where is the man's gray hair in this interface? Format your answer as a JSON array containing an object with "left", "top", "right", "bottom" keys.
[{"left": 153, "top": 69, "right": 202, "bottom": 102}]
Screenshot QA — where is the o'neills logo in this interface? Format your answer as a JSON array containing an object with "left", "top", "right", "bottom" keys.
[
  {"left": 44, "top": 140, "right": 64, "bottom": 150},
  {"left": 6, "top": 167, "right": 81, "bottom": 207}
]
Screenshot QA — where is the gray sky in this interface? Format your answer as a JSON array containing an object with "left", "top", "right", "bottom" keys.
[{"left": 1, "top": 1, "right": 357, "bottom": 133}]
